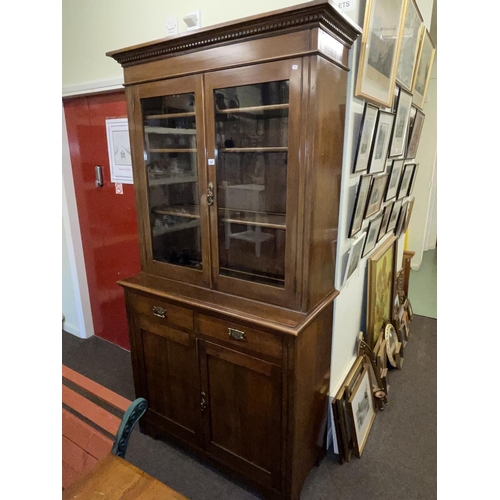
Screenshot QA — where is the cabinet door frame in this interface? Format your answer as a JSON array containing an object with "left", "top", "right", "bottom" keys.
[
  {"left": 198, "top": 339, "right": 283, "bottom": 491},
  {"left": 204, "top": 59, "right": 303, "bottom": 309},
  {"left": 127, "top": 75, "right": 211, "bottom": 287}
]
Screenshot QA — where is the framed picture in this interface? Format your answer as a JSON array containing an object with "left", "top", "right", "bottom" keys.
[
  {"left": 377, "top": 202, "right": 393, "bottom": 242},
  {"left": 347, "top": 366, "right": 376, "bottom": 457},
  {"left": 386, "top": 199, "right": 402, "bottom": 233},
  {"left": 349, "top": 175, "right": 372, "bottom": 238},
  {"left": 395, "top": 200, "right": 409, "bottom": 238},
  {"left": 406, "top": 108, "right": 425, "bottom": 159},
  {"left": 343, "top": 232, "right": 367, "bottom": 285},
  {"left": 395, "top": 0, "right": 424, "bottom": 92},
  {"left": 401, "top": 197, "right": 415, "bottom": 233},
  {"left": 365, "top": 174, "right": 389, "bottom": 218},
  {"left": 368, "top": 111, "right": 395, "bottom": 173},
  {"left": 362, "top": 213, "right": 384, "bottom": 258},
  {"left": 407, "top": 163, "right": 419, "bottom": 196},
  {"left": 397, "top": 163, "right": 414, "bottom": 199},
  {"left": 412, "top": 29, "right": 436, "bottom": 110},
  {"left": 353, "top": 103, "right": 379, "bottom": 173},
  {"left": 384, "top": 159, "right": 404, "bottom": 201},
  {"left": 366, "top": 234, "right": 396, "bottom": 347},
  {"left": 389, "top": 87, "right": 412, "bottom": 158},
  {"left": 355, "top": 0, "right": 406, "bottom": 108}
]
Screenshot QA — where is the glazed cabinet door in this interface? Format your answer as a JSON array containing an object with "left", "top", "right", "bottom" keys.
[
  {"left": 127, "top": 75, "right": 211, "bottom": 286},
  {"left": 204, "top": 59, "right": 303, "bottom": 308},
  {"left": 137, "top": 317, "right": 202, "bottom": 447},
  {"left": 198, "top": 340, "right": 282, "bottom": 492}
]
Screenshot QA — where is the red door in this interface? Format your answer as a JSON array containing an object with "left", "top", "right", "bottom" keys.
[{"left": 64, "top": 91, "right": 141, "bottom": 349}]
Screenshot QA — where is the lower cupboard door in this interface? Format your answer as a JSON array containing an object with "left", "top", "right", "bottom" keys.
[
  {"left": 141, "top": 323, "right": 202, "bottom": 447},
  {"left": 198, "top": 340, "right": 282, "bottom": 491}
]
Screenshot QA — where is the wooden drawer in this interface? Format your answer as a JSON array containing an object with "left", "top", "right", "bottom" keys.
[
  {"left": 128, "top": 293, "right": 194, "bottom": 331},
  {"left": 195, "top": 314, "right": 282, "bottom": 360}
]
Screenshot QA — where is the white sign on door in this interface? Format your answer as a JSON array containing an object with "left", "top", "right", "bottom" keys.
[{"left": 106, "top": 118, "right": 133, "bottom": 184}]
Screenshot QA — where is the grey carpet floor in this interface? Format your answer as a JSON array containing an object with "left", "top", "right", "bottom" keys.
[{"left": 62, "top": 315, "right": 436, "bottom": 499}]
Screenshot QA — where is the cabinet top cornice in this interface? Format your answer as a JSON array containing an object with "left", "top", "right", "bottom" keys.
[{"left": 107, "top": 0, "right": 361, "bottom": 67}]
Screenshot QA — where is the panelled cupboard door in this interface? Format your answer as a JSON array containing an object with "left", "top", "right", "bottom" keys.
[
  {"left": 127, "top": 75, "right": 211, "bottom": 287},
  {"left": 204, "top": 59, "right": 302, "bottom": 309},
  {"left": 139, "top": 318, "right": 202, "bottom": 447},
  {"left": 198, "top": 340, "right": 282, "bottom": 491}
]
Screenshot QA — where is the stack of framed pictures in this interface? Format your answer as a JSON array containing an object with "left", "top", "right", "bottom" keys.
[{"left": 333, "top": 355, "right": 378, "bottom": 463}]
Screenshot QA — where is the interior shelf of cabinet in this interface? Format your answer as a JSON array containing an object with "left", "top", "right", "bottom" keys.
[
  {"left": 144, "top": 111, "right": 195, "bottom": 119},
  {"left": 149, "top": 148, "right": 197, "bottom": 153},
  {"left": 148, "top": 175, "right": 198, "bottom": 187},
  {"left": 152, "top": 219, "right": 200, "bottom": 237},
  {"left": 216, "top": 103, "right": 289, "bottom": 115},
  {"left": 218, "top": 147, "right": 288, "bottom": 153},
  {"left": 144, "top": 126, "right": 196, "bottom": 135},
  {"left": 220, "top": 266, "right": 285, "bottom": 286},
  {"left": 153, "top": 205, "right": 200, "bottom": 219},
  {"left": 218, "top": 209, "right": 286, "bottom": 229}
]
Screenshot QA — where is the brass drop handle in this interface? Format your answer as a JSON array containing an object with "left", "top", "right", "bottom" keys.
[
  {"left": 228, "top": 328, "right": 246, "bottom": 341},
  {"left": 201, "top": 391, "right": 207, "bottom": 411},
  {"left": 152, "top": 306, "right": 167, "bottom": 318},
  {"left": 207, "top": 182, "right": 214, "bottom": 206}
]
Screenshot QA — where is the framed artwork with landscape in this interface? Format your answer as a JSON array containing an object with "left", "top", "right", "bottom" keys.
[
  {"left": 369, "top": 111, "right": 395, "bottom": 173},
  {"left": 362, "top": 213, "right": 384, "bottom": 258},
  {"left": 365, "top": 174, "right": 389, "bottom": 218},
  {"left": 355, "top": 0, "right": 406, "bottom": 108},
  {"left": 349, "top": 175, "right": 372, "bottom": 238},
  {"left": 395, "top": 0, "right": 424, "bottom": 92},
  {"left": 406, "top": 107, "right": 425, "bottom": 158},
  {"left": 389, "top": 87, "right": 412, "bottom": 158},
  {"left": 412, "top": 29, "right": 436, "bottom": 110},
  {"left": 353, "top": 103, "right": 379, "bottom": 173},
  {"left": 385, "top": 159, "right": 404, "bottom": 201}
]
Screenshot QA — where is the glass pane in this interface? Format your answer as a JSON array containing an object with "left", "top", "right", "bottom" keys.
[
  {"left": 215, "top": 81, "right": 289, "bottom": 287},
  {"left": 142, "top": 93, "right": 202, "bottom": 269}
]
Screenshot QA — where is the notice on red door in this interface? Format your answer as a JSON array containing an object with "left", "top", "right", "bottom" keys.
[{"left": 106, "top": 118, "right": 133, "bottom": 184}]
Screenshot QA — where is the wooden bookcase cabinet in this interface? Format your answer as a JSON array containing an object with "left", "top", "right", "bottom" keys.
[{"left": 109, "top": 2, "right": 360, "bottom": 499}]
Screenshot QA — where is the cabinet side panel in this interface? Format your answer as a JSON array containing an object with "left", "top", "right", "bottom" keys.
[
  {"left": 288, "top": 302, "right": 333, "bottom": 500},
  {"left": 303, "top": 56, "right": 347, "bottom": 310}
]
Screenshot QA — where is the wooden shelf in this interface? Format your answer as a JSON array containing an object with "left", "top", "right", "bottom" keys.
[
  {"left": 149, "top": 148, "right": 197, "bottom": 153},
  {"left": 220, "top": 266, "right": 285, "bottom": 286},
  {"left": 219, "top": 209, "right": 286, "bottom": 229},
  {"left": 219, "top": 147, "right": 288, "bottom": 153},
  {"left": 145, "top": 111, "right": 195, "bottom": 119},
  {"left": 148, "top": 175, "right": 198, "bottom": 187},
  {"left": 154, "top": 205, "right": 200, "bottom": 219},
  {"left": 145, "top": 126, "right": 196, "bottom": 135},
  {"left": 216, "top": 104, "right": 289, "bottom": 115},
  {"left": 152, "top": 219, "right": 200, "bottom": 237}
]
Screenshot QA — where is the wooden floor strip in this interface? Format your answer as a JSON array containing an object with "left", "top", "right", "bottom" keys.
[
  {"left": 62, "top": 385, "right": 121, "bottom": 436},
  {"left": 62, "top": 409, "right": 113, "bottom": 460},
  {"left": 62, "top": 365, "right": 131, "bottom": 412}
]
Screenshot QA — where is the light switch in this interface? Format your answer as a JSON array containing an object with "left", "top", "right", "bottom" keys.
[{"left": 166, "top": 16, "right": 178, "bottom": 36}]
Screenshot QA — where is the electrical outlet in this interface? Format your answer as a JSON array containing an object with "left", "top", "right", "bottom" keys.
[{"left": 166, "top": 15, "right": 178, "bottom": 36}]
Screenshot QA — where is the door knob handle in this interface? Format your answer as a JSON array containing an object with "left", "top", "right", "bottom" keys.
[{"left": 95, "top": 165, "right": 104, "bottom": 188}]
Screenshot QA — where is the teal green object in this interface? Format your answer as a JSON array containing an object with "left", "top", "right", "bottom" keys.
[{"left": 112, "top": 397, "right": 148, "bottom": 458}]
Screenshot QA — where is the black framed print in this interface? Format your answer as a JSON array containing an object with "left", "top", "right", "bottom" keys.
[
  {"left": 397, "top": 163, "right": 414, "bottom": 199},
  {"left": 349, "top": 175, "right": 372, "bottom": 238},
  {"left": 368, "top": 111, "right": 395, "bottom": 173},
  {"left": 365, "top": 173, "right": 389, "bottom": 218},
  {"left": 384, "top": 159, "right": 404, "bottom": 201},
  {"left": 389, "top": 87, "right": 412, "bottom": 158},
  {"left": 377, "top": 201, "right": 394, "bottom": 242},
  {"left": 407, "top": 163, "right": 419, "bottom": 196},
  {"left": 406, "top": 108, "right": 425, "bottom": 159},
  {"left": 353, "top": 103, "right": 379, "bottom": 173},
  {"left": 362, "top": 213, "right": 384, "bottom": 258},
  {"left": 386, "top": 199, "right": 402, "bottom": 233}
]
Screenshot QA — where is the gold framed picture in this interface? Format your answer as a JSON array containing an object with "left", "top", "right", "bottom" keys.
[
  {"left": 355, "top": 0, "right": 406, "bottom": 108},
  {"left": 412, "top": 29, "right": 436, "bottom": 110},
  {"left": 366, "top": 234, "right": 397, "bottom": 347},
  {"left": 347, "top": 366, "right": 377, "bottom": 457},
  {"left": 395, "top": 0, "right": 424, "bottom": 92}
]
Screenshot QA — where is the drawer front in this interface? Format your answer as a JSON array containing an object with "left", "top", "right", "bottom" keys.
[
  {"left": 195, "top": 314, "right": 282, "bottom": 360},
  {"left": 128, "top": 293, "right": 193, "bottom": 331}
]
